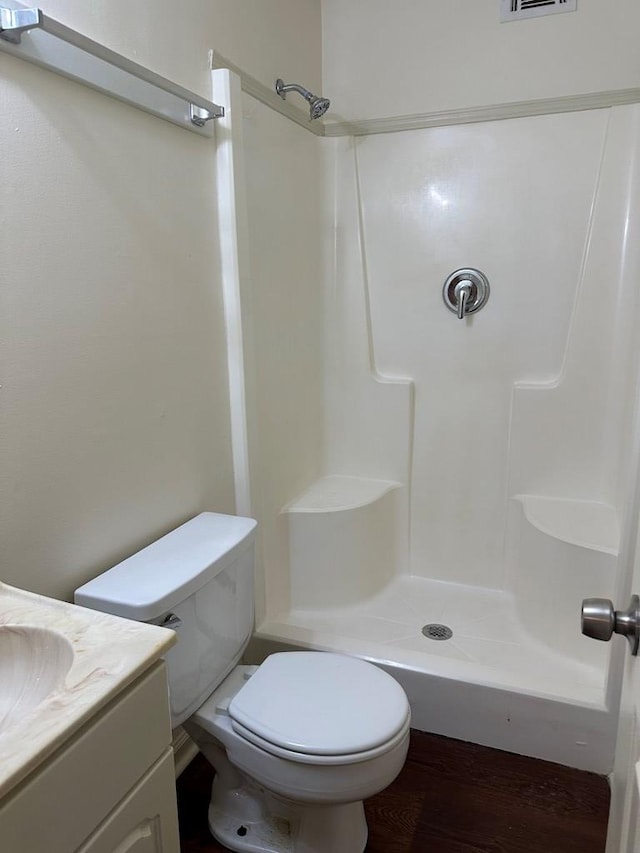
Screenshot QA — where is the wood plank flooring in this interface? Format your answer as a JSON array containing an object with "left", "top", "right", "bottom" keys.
[{"left": 176, "top": 730, "right": 610, "bottom": 853}]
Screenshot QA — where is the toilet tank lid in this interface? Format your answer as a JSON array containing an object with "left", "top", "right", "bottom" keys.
[{"left": 74, "top": 513, "right": 257, "bottom": 622}]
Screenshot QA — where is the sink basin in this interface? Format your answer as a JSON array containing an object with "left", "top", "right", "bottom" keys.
[
  {"left": 0, "top": 581, "right": 176, "bottom": 799},
  {"left": 0, "top": 626, "right": 73, "bottom": 735}
]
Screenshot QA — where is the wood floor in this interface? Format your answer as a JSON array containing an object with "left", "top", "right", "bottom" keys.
[{"left": 176, "top": 730, "right": 610, "bottom": 853}]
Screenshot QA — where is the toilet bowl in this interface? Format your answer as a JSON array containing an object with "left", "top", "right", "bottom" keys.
[
  {"left": 186, "top": 655, "right": 410, "bottom": 852},
  {"left": 75, "top": 512, "right": 411, "bottom": 853}
]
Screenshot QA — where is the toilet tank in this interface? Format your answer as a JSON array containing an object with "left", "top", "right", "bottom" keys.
[{"left": 75, "top": 512, "right": 257, "bottom": 727}]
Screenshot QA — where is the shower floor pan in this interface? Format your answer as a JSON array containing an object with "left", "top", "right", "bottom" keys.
[{"left": 251, "top": 575, "right": 614, "bottom": 774}]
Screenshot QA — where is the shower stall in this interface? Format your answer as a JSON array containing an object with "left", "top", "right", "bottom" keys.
[{"left": 213, "top": 69, "right": 640, "bottom": 775}]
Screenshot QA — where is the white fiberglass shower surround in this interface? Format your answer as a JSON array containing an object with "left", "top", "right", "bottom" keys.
[{"left": 213, "top": 70, "right": 640, "bottom": 775}]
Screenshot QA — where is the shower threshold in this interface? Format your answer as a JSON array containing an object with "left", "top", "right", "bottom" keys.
[{"left": 251, "top": 575, "right": 614, "bottom": 773}]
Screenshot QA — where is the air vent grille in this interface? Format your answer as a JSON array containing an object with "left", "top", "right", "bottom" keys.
[{"left": 501, "top": 0, "right": 577, "bottom": 22}]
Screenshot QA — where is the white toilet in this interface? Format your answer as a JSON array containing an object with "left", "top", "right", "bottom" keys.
[{"left": 75, "top": 512, "right": 410, "bottom": 853}]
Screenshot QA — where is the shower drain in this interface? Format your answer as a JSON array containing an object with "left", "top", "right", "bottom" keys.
[{"left": 422, "top": 623, "right": 453, "bottom": 641}]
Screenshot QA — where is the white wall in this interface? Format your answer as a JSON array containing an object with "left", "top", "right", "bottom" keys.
[
  {"left": 0, "top": 0, "right": 321, "bottom": 601},
  {"left": 36, "top": 0, "right": 322, "bottom": 99},
  {"left": 240, "top": 94, "right": 325, "bottom": 623},
  {"left": 210, "top": 0, "right": 322, "bottom": 96},
  {"left": 321, "top": 0, "right": 640, "bottom": 121}
]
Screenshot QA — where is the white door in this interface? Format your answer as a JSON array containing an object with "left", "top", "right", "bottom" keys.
[
  {"left": 600, "top": 490, "right": 640, "bottom": 851},
  {"left": 606, "top": 624, "right": 640, "bottom": 850}
]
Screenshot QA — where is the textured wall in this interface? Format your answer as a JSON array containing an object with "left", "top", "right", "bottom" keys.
[
  {"left": 240, "top": 93, "right": 325, "bottom": 622},
  {"left": 322, "top": 0, "right": 640, "bottom": 121},
  {"left": 0, "top": 0, "right": 321, "bottom": 600}
]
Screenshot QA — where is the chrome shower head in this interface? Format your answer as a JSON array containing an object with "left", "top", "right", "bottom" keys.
[
  {"left": 275, "top": 79, "right": 330, "bottom": 121},
  {"left": 309, "top": 95, "right": 330, "bottom": 120}
]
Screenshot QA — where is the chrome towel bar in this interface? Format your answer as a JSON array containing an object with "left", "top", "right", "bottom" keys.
[{"left": 0, "top": 2, "right": 224, "bottom": 135}]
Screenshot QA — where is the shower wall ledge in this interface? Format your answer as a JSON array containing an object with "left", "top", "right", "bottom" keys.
[
  {"left": 323, "top": 87, "right": 640, "bottom": 137},
  {"left": 515, "top": 495, "right": 619, "bottom": 556},
  {"left": 211, "top": 48, "right": 640, "bottom": 139},
  {"left": 282, "top": 475, "right": 401, "bottom": 512}
]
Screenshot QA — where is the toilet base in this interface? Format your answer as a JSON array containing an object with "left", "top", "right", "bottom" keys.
[{"left": 208, "top": 774, "right": 368, "bottom": 853}]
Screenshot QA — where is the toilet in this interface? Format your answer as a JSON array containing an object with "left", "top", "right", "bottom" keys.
[{"left": 75, "top": 512, "right": 410, "bottom": 853}]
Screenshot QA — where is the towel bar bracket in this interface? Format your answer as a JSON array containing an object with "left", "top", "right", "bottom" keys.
[{"left": 0, "top": 5, "right": 41, "bottom": 43}]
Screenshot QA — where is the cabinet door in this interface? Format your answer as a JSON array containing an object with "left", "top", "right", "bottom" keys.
[
  {"left": 75, "top": 750, "right": 180, "bottom": 853},
  {"left": 0, "top": 664, "right": 172, "bottom": 853}
]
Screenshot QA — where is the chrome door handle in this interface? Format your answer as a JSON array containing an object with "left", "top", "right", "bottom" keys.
[{"left": 581, "top": 595, "right": 640, "bottom": 655}]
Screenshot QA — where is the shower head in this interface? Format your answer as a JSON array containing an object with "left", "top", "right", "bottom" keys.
[
  {"left": 275, "top": 79, "right": 330, "bottom": 121},
  {"left": 309, "top": 94, "right": 331, "bottom": 121}
]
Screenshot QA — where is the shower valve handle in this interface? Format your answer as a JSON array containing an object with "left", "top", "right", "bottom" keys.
[
  {"left": 454, "top": 280, "right": 472, "bottom": 319},
  {"left": 442, "top": 268, "right": 490, "bottom": 319},
  {"left": 581, "top": 595, "right": 640, "bottom": 655}
]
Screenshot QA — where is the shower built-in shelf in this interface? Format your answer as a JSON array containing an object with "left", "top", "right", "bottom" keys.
[
  {"left": 514, "top": 495, "right": 620, "bottom": 556},
  {"left": 283, "top": 475, "right": 401, "bottom": 513},
  {"left": 282, "top": 476, "right": 403, "bottom": 609}
]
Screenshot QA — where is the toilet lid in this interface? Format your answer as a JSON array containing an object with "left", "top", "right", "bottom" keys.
[{"left": 228, "top": 652, "right": 410, "bottom": 756}]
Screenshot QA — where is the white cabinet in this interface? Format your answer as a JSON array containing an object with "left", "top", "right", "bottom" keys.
[
  {"left": 76, "top": 750, "right": 178, "bottom": 853},
  {"left": 0, "top": 662, "right": 180, "bottom": 853}
]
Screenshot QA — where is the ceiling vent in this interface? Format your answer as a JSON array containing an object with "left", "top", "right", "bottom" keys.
[{"left": 501, "top": 0, "right": 577, "bottom": 22}]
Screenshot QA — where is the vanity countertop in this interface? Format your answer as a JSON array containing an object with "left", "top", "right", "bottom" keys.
[{"left": 0, "top": 582, "right": 176, "bottom": 798}]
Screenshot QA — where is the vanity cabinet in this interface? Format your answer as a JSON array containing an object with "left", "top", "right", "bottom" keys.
[
  {"left": 75, "top": 751, "right": 177, "bottom": 853},
  {"left": 0, "top": 662, "right": 180, "bottom": 853}
]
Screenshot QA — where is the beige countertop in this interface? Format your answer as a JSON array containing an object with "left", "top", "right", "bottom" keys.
[{"left": 0, "top": 582, "right": 176, "bottom": 798}]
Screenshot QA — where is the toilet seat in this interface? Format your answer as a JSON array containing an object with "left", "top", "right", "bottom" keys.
[
  {"left": 229, "top": 713, "right": 411, "bottom": 766},
  {"left": 227, "top": 652, "right": 410, "bottom": 761}
]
